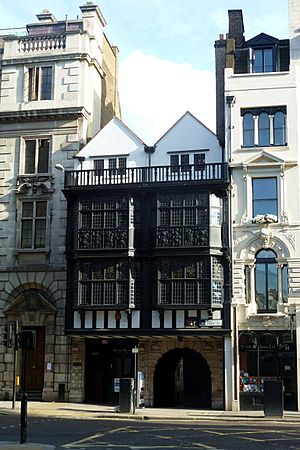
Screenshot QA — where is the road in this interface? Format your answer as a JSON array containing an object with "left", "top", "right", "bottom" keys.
[{"left": 1, "top": 413, "right": 300, "bottom": 449}]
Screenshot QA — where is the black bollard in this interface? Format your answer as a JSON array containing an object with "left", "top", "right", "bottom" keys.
[{"left": 20, "top": 392, "right": 28, "bottom": 444}]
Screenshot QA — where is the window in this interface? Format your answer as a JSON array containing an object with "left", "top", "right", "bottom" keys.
[
  {"left": 158, "top": 259, "right": 210, "bottom": 306},
  {"left": 252, "top": 48, "right": 274, "bottom": 73},
  {"left": 28, "top": 66, "right": 53, "bottom": 101},
  {"left": 170, "top": 154, "right": 190, "bottom": 173},
  {"left": 243, "top": 113, "right": 255, "bottom": 147},
  {"left": 107, "top": 157, "right": 127, "bottom": 175},
  {"left": 78, "top": 261, "right": 128, "bottom": 306},
  {"left": 255, "top": 250, "right": 278, "bottom": 312},
  {"left": 20, "top": 200, "right": 48, "bottom": 249},
  {"left": 94, "top": 159, "right": 104, "bottom": 175},
  {"left": 158, "top": 257, "right": 224, "bottom": 307},
  {"left": 241, "top": 107, "right": 286, "bottom": 147},
  {"left": 252, "top": 177, "right": 277, "bottom": 217},
  {"left": 23, "top": 138, "right": 50, "bottom": 174},
  {"left": 273, "top": 111, "right": 286, "bottom": 146},
  {"left": 258, "top": 112, "right": 270, "bottom": 146},
  {"left": 194, "top": 154, "right": 205, "bottom": 171},
  {"left": 80, "top": 197, "right": 128, "bottom": 230}
]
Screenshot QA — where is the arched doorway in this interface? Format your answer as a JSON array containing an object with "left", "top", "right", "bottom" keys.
[{"left": 153, "top": 348, "right": 211, "bottom": 408}]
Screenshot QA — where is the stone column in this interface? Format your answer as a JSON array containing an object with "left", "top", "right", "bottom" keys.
[
  {"left": 247, "top": 263, "right": 257, "bottom": 315},
  {"left": 224, "top": 336, "right": 233, "bottom": 410}
]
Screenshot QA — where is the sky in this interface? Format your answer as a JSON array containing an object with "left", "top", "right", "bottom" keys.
[{"left": 2, "top": 1, "right": 289, "bottom": 143}]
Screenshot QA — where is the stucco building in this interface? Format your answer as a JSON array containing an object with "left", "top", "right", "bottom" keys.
[{"left": 215, "top": 1, "right": 300, "bottom": 411}]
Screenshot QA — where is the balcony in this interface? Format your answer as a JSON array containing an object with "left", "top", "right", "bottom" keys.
[
  {"left": 18, "top": 34, "right": 66, "bottom": 52},
  {"left": 64, "top": 163, "right": 229, "bottom": 190}
]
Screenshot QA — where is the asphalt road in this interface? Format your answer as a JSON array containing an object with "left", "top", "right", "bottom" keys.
[{"left": 1, "top": 414, "right": 300, "bottom": 449}]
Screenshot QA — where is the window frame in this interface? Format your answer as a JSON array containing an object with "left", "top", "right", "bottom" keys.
[
  {"left": 241, "top": 107, "right": 287, "bottom": 148},
  {"left": 252, "top": 177, "right": 278, "bottom": 217},
  {"left": 252, "top": 48, "right": 274, "bottom": 73},
  {"left": 19, "top": 199, "right": 49, "bottom": 250},
  {"left": 22, "top": 137, "right": 51, "bottom": 175},
  {"left": 26, "top": 65, "right": 54, "bottom": 101}
]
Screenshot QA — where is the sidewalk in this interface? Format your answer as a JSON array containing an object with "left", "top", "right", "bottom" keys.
[{"left": 1, "top": 400, "right": 300, "bottom": 422}]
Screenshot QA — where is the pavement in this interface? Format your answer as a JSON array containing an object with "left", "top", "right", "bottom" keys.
[{"left": 1, "top": 401, "right": 300, "bottom": 449}]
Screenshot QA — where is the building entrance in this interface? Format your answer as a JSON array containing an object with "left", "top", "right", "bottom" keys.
[
  {"left": 154, "top": 348, "right": 211, "bottom": 408},
  {"left": 85, "top": 339, "right": 136, "bottom": 403},
  {"left": 22, "top": 326, "right": 45, "bottom": 394}
]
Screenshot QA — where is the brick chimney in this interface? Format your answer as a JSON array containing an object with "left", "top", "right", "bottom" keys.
[{"left": 228, "top": 10, "right": 244, "bottom": 47}]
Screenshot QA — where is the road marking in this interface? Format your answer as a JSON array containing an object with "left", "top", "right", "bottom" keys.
[
  {"left": 62, "top": 433, "right": 104, "bottom": 448},
  {"left": 192, "top": 443, "right": 218, "bottom": 449}
]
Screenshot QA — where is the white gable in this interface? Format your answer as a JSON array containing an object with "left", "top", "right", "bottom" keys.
[
  {"left": 77, "top": 117, "right": 144, "bottom": 158},
  {"left": 152, "top": 112, "right": 222, "bottom": 165}
]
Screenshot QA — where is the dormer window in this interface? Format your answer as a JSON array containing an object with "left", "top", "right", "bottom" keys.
[{"left": 252, "top": 48, "right": 273, "bottom": 73}]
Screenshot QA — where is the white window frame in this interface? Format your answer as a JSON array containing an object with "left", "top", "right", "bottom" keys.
[
  {"left": 245, "top": 169, "right": 281, "bottom": 220},
  {"left": 21, "top": 137, "right": 51, "bottom": 175}
]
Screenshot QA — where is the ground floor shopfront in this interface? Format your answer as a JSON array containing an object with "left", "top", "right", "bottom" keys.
[
  {"left": 239, "top": 330, "right": 297, "bottom": 411},
  {"left": 69, "top": 335, "right": 228, "bottom": 409}
]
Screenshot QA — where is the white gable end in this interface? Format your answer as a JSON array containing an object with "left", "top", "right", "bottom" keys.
[{"left": 152, "top": 112, "right": 222, "bottom": 166}]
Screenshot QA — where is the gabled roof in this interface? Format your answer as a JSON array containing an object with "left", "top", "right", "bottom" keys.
[
  {"left": 76, "top": 117, "right": 145, "bottom": 158},
  {"left": 154, "top": 111, "right": 217, "bottom": 146},
  {"left": 245, "top": 32, "right": 279, "bottom": 47}
]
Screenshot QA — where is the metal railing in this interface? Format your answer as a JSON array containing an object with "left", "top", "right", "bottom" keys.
[{"left": 64, "top": 163, "right": 228, "bottom": 188}]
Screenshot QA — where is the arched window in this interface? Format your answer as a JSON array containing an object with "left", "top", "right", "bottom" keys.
[
  {"left": 273, "top": 111, "right": 286, "bottom": 146},
  {"left": 243, "top": 113, "right": 254, "bottom": 147},
  {"left": 258, "top": 112, "right": 270, "bottom": 146},
  {"left": 255, "top": 249, "right": 278, "bottom": 312}
]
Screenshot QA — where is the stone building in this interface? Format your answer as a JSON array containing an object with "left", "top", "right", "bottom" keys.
[
  {"left": 62, "top": 112, "right": 232, "bottom": 408},
  {"left": 0, "top": 3, "right": 120, "bottom": 401},
  {"left": 215, "top": 1, "right": 300, "bottom": 411}
]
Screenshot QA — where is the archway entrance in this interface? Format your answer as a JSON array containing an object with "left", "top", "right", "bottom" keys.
[{"left": 154, "top": 348, "right": 211, "bottom": 408}]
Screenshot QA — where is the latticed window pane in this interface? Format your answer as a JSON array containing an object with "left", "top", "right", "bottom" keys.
[
  {"left": 212, "top": 281, "right": 223, "bottom": 306},
  {"left": 171, "top": 209, "right": 183, "bottom": 226},
  {"left": 212, "top": 257, "right": 223, "bottom": 278},
  {"left": 198, "top": 282, "right": 210, "bottom": 304},
  {"left": 159, "top": 209, "right": 169, "bottom": 226},
  {"left": 78, "top": 262, "right": 129, "bottom": 306},
  {"left": 91, "top": 212, "right": 103, "bottom": 228},
  {"left": 184, "top": 208, "right": 196, "bottom": 225},
  {"left": 185, "top": 281, "right": 197, "bottom": 303},
  {"left": 172, "top": 281, "right": 183, "bottom": 304},
  {"left": 92, "top": 283, "right": 103, "bottom": 305}
]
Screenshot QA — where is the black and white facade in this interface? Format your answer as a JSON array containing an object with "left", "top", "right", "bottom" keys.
[{"left": 63, "top": 113, "right": 232, "bottom": 408}]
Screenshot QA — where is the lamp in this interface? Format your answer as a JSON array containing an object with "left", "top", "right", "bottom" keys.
[{"left": 55, "top": 163, "right": 65, "bottom": 172}]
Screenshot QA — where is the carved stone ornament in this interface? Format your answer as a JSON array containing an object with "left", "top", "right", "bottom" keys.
[
  {"left": 252, "top": 214, "right": 277, "bottom": 224},
  {"left": 241, "top": 210, "right": 248, "bottom": 224},
  {"left": 282, "top": 232, "right": 296, "bottom": 250},
  {"left": 233, "top": 235, "right": 248, "bottom": 247},
  {"left": 16, "top": 175, "right": 55, "bottom": 197},
  {"left": 259, "top": 227, "right": 273, "bottom": 248},
  {"left": 281, "top": 210, "right": 289, "bottom": 224}
]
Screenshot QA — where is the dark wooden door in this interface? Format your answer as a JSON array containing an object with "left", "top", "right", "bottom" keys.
[{"left": 23, "top": 326, "right": 45, "bottom": 391}]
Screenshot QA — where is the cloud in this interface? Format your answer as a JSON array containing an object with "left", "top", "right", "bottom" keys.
[{"left": 119, "top": 50, "right": 216, "bottom": 144}]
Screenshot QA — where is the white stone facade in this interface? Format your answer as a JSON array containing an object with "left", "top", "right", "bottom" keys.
[
  {"left": 0, "top": 3, "right": 120, "bottom": 400},
  {"left": 224, "top": 1, "right": 300, "bottom": 411}
]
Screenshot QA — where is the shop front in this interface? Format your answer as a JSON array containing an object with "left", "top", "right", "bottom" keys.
[{"left": 239, "top": 331, "right": 297, "bottom": 411}]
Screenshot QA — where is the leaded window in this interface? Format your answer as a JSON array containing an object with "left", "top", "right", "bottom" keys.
[
  {"left": 78, "top": 261, "right": 129, "bottom": 306},
  {"left": 156, "top": 193, "right": 209, "bottom": 247},
  {"left": 158, "top": 259, "right": 211, "bottom": 306},
  {"left": 78, "top": 197, "right": 129, "bottom": 249}
]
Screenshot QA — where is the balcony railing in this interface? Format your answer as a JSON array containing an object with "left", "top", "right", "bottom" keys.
[
  {"left": 64, "top": 163, "right": 228, "bottom": 188},
  {"left": 18, "top": 34, "right": 66, "bottom": 52}
]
